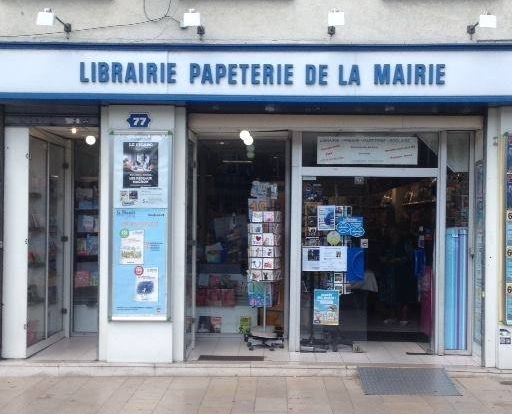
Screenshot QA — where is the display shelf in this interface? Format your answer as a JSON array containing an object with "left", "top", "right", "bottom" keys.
[
  {"left": 73, "top": 176, "right": 99, "bottom": 333},
  {"left": 246, "top": 181, "right": 284, "bottom": 350},
  {"left": 76, "top": 255, "right": 98, "bottom": 261},
  {"left": 73, "top": 286, "right": 99, "bottom": 305},
  {"left": 196, "top": 305, "right": 257, "bottom": 334},
  {"left": 402, "top": 200, "right": 436, "bottom": 207},
  {"left": 73, "top": 304, "right": 98, "bottom": 333}
]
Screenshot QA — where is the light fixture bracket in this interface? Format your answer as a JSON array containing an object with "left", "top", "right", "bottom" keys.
[
  {"left": 55, "top": 16, "right": 72, "bottom": 34},
  {"left": 467, "top": 13, "right": 496, "bottom": 40},
  {"left": 327, "top": 9, "right": 344, "bottom": 36},
  {"left": 36, "top": 8, "right": 72, "bottom": 37}
]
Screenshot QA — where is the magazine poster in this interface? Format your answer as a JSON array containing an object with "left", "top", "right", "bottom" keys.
[
  {"left": 134, "top": 267, "right": 158, "bottom": 302},
  {"left": 313, "top": 289, "right": 340, "bottom": 325},
  {"left": 317, "top": 205, "right": 336, "bottom": 231},
  {"left": 120, "top": 229, "right": 144, "bottom": 265},
  {"left": 113, "top": 134, "right": 170, "bottom": 209},
  {"left": 111, "top": 208, "right": 168, "bottom": 319},
  {"left": 302, "top": 246, "right": 347, "bottom": 272}
]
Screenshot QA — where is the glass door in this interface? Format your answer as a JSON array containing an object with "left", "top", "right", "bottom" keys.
[
  {"left": 27, "top": 137, "right": 67, "bottom": 352},
  {"left": 300, "top": 176, "right": 437, "bottom": 351},
  {"left": 47, "top": 143, "right": 66, "bottom": 337},
  {"left": 185, "top": 133, "right": 198, "bottom": 357},
  {"left": 443, "top": 132, "right": 473, "bottom": 353},
  {"left": 27, "top": 138, "right": 48, "bottom": 347}
]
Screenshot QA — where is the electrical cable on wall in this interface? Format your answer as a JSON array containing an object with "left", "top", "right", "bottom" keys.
[{"left": 0, "top": 0, "right": 179, "bottom": 39}]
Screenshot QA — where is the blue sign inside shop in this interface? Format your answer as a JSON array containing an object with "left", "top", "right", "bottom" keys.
[{"left": 336, "top": 217, "right": 365, "bottom": 237}]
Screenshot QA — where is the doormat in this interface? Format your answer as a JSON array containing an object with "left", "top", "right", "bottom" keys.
[
  {"left": 357, "top": 367, "right": 461, "bottom": 396},
  {"left": 197, "top": 355, "right": 264, "bottom": 361},
  {"left": 367, "top": 331, "right": 430, "bottom": 342}
]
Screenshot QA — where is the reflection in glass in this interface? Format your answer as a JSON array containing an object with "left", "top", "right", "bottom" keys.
[{"left": 27, "top": 138, "right": 48, "bottom": 347}]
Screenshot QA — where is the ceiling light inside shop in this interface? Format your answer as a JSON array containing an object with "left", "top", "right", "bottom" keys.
[
  {"left": 239, "top": 130, "right": 254, "bottom": 146},
  {"left": 243, "top": 135, "right": 254, "bottom": 146},
  {"left": 85, "top": 135, "right": 96, "bottom": 145},
  {"left": 240, "top": 130, "right": 251, "bottom": 140}
]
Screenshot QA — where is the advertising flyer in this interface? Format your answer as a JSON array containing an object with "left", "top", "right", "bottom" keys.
[
  {"left": 317, "top": 205, "right": 336, "bottom": 231},
  {"left": 302, "top": 246, "right": 347, "bottom": 272},
  {"left": 120, "top": 229, "right": 144, "bottom": 265},
  {"left": 111, "top": 208, "right": 168, "bottom": 319},
  {"left": 113, "top": 134, "right": 170, "bottom": 209},
  {"left": 134, "top": 267, "right": 159, "bottom": 302},
  {"left": 313, "top": 289, "right": 340, "bottom": 325}
]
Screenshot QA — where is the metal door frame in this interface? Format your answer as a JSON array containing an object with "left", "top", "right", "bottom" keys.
[
  {"left": 185, "top": 131, "right": 198, "bottom": 359},
  {"left": 289, "top": 131, "right": 477, "bottom": 356}
]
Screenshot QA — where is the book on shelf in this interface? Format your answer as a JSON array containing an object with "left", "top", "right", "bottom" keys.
[
  {"left": 90, "top": 270, "right": 99, "bottom": 286},
  {"left": 86, "top": 234, "right": 99, "bottom": 255},
  {"left": 197, "top": 316, "right": 212, "bottom": 333},
  {"left": 77, "top": 215, "right": 96, "bottom": 232},
  {"left": 210, "top": 316, "right": 222, "bottom": 333},
  {"left": 74, "top": 270, "right": 91, "bottom": 287},
  {"left": 30, "top": 213, "right": 44, "bottom": 229},
  {"left": 75, "top": 187, "right": 96, "bottom": 209},
  {"left": 76, "top": 238, "right": 88, "bottom": 256},
  {"left": 93, "top": 217, "right": 100, "bottom": 232}
]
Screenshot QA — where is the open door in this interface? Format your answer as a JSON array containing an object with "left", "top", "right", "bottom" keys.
[
  {"left": 27, "top": 136, "right": 69, "bottom": 356},
  {"left": 185, "top": 131, "right": 198, "bottom": 358}
]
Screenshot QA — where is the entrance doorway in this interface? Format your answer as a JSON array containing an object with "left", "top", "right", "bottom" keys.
[
  {"left": 190, "top": 136, "right": 288, "bottom": 357},
  {"left": 299, "top": 176, "right": 436, "bottom": 351},
  {"left": 28, "top": 127, "right": 99, "bottom": 359}
]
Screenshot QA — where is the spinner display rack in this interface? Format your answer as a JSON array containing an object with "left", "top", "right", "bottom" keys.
[{"left": 245, "top": 182, "right": 284, "bottom": 350}]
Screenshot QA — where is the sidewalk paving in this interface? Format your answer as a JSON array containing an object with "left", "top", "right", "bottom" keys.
[{"left": 0, "top": 374, "right": 512, "bottom": 414}]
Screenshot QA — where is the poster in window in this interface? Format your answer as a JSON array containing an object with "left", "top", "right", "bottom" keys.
[
  {"left": 113, "top": 134, "right": 170, "bottom": 209},
  {"left": 122, "top": 141, "right": 158, "bottom": 188},
  {"left": 111, "top": 208, "right": 168, "bottom": 320},
  {"left": 313, "top": 289, "right": 340, "bottom": 325},
  {"left": 302, "top": 246, "right": 347, "bottom": 272},
  {"left": 317, "top": 205, "right": 336, "bottom": 231},
  {"left": 317, "top": 136, "right": 418, "bottom": 165}
]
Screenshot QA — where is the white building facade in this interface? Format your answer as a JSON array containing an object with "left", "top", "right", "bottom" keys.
[{"left": 0, "top": 1, "right": 511, "bottom": 369}]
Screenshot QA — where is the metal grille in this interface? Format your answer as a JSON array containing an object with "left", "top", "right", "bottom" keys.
[{"left": 358, "top": 367, "right": 461, "bottom": 396}]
